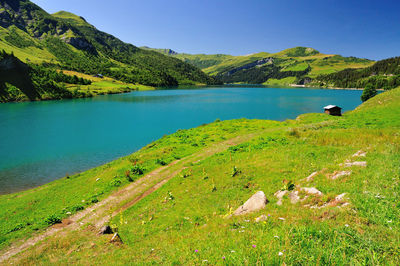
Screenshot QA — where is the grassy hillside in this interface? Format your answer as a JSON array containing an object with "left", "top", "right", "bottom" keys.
[
  {"left": 0, "top": 51, "right": 152, "bottom": 102},
  {"left": 315, "top": 56, "right": 400, "bottom": 90},
  {"left": 1, "top": 87, "right": 399, "bottom": 264},
  {"left": 145, "top": 46, "right": 374, "bottom": 85},
  {"left": 0, "top": 0, "right": 219, "bottom": 102}
]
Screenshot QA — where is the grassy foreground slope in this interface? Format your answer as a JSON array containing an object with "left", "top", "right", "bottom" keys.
[{"left": 2, "top": 88, "right": 400, "bottom": 264}]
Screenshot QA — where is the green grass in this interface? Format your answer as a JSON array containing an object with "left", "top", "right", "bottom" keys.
[
  {"left": 0, "top": 119, "right": 280, "bottom": 250},
  {"left": 0, "top": 26, "right": 57, "bottom": 64},
  {"left": 3, "top": 87, "right": 400, "bottom": 264},
  {"left": 263, "top": 76, "right": 297, "bottom": 86}
]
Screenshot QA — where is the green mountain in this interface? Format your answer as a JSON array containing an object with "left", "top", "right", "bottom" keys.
[
  {"left": 146, "top": 46, "right": 374, "bottom": 86},
  {"left": 0, "top": 0, "right": 219, "bottom": 102},
  {"left": 315, "top": 56, "right": 400, "bottom": 90}
]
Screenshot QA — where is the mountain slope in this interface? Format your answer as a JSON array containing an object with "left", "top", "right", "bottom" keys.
[
  {"left": 146, "top": 46, "right": 374, "bottom": 85},
  {"left": 0, "top": 0, "right": 218, "bottom": 95},
  {"left": 315, "top": 56, "right": 400, "bottom": 90}
]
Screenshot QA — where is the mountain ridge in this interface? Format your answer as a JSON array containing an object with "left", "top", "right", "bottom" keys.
[
  {"left": 0, "top": 0, "right": 219, "bottom": 102},
  {"left": 144, "top": 46, "right": 375, "bottom": 85}
]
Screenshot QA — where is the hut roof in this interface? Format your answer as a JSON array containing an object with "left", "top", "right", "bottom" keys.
[{"left": 324, "top": 105, "right": 341, "bottom": 110}]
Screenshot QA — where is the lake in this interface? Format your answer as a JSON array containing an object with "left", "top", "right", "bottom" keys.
[{"left": 0, "top": 86, "right": 363, "bottom": 194}]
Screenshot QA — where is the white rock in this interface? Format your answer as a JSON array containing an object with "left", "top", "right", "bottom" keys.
[
  {"left": 274, "top": 190, "right": 288, "bottom": 206},
  {"left": 289, "top": 191, "right": 300, "bottom": 204},
  {"left": 343, "top": 161, "right": 367, "bottom": 167},
  {"left": 305, "top": 171, "right": 318, "bottom": 182},
  {"left": 301, "top": 187, "right": 323, "bottom": 196},
  {"left": 330, "top": 171, "right": 352, "bottom": 180},
  {"left": 353, "top": 150, "right": 367, "bottom": 157},
  {"left": 233, "top": 191, "right": 269, "bottom": 216},
  {"left": 335, "top": 193, "right": 347, "bottom": 201}
]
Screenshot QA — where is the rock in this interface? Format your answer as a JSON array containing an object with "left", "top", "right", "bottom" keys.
[
  {"left": 342, "top": 161, "right": 367, "bottom": 167},
  {"left": 335, "top": 193, "right": 347, "bottom": 201},
  {"left": 274, "top": 190, "right": 288, "bottom": 206},
  {"left": 98, "top": 225, "right": 113, "bottom": 235},
  {"left": 233, "top": 191, "right": 268, "bottom": 216},
  {"left": 301, "top": 187, "right": 323, "bottom": 196},
  {"left": 353, "top": 150, "right": 367, "bottom": 157},
  {"left": 328, "top": 193, "right": 348, "bottom": 207},
  {"left": 289, "top": 191, "right": 300, "bottom": 204},
  {"left": 330, "top": 171, "right": 352, "bottom": 180},
  {"left": 305, "top": 171, "right": 318, "bottom": 182},
  {"left": 255, "top": 214, "right": 268, "bottom": 223}
]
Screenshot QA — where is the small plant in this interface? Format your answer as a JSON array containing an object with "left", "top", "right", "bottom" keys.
[
  {"left": 165, "top": 191, "right": 175, "bottom": 201},
  {"left": 281, "top": 179, "right": 295, "bottom": 191},
  {"left": 180, "top": 168, "right": 192, "bottom": 178},
  {"left": 44, "top": 214, "right": 62, "bottom": 225},
  {"left": 288, "top": 128, "right": 300, "bottom": 137},
  {"left": 125, "top": 170, "right": 133, "bottom": 182},
  {"left": 89, "top": 197, "right": 99, "bottom": 204},
  {"left": 231, "top": 166, "right": 241, "bottom": 177},
  {"left": 110, "top": 177, "right": 122, "bottom": 187},
  {"left": 131, "top": 165, "right": 145, "bottom": 175},
  {"left": 202, "top": 168, "right": 208, "bottom": 180},
  {"left": 9, "top": 223, "right": 25, "bottom": 232},
  {"left": 155, "top": 158, "right": 167, "bottom": 166},
  {"left": 70, "top": 204, "right": 84, "bottom": 212}
]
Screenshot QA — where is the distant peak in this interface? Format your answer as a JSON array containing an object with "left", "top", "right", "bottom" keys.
[
  {"left": 276, "top": 47, "right": 320, "bottom": 57},
  {"left": 140, "top": 46, "right": 178, "bottom": 55},
  {"left": 52, "top": 10, "right": 88, "bottom": 24}
]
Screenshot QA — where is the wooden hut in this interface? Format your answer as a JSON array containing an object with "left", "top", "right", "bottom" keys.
[{"left": 324, "top": 105, "right": 342, "bottom": 116}]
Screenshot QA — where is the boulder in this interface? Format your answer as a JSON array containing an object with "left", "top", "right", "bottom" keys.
[{"left": 233, "top": 191, "right": 268, "bottom": 216}]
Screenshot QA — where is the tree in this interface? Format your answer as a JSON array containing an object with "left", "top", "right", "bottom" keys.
[{"left": 361, "top": 84, "right": 377, "bottom": 102}]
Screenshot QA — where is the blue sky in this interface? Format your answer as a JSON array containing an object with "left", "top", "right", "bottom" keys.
[{"left": 31, "top": 0, "right": 399, "bottom": 60}]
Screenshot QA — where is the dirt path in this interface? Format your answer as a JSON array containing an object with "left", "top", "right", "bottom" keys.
[{"left": 0, "top": 132, "right": 259, "bottom": 263}]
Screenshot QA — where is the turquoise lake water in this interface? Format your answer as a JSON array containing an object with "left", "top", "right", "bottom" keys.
[{"left": 0, "top": 86, "right": 363, "bottom": 194}]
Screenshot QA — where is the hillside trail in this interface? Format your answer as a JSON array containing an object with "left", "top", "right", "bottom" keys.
[{"left": 0, "top": 131, "right": 261, "bottom": 263}]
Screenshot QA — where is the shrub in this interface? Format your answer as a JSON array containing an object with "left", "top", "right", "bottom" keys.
[
  {"left": 131, "top": 165, "right": 145, "bottom": 175},
  {"left": 281, "top": 180, "right": 295, "bottom": 191},
  {"left": 155, "top": 158, "right": 167, "bottom": 166},
  {"left": 361, "top": 84, "right": 377, "bottom": 102},
  {"left": 110, "top": 177, "right": 122, "bottom": 187},
  {"left": 9, "top": 223, "right": 26, "bottom": 232},
  {"left": 69, "top": 204, "right": 84, "bottom": 212},
  {"left": 44, "top": 214, "right": 62, "bottom": 225}
]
